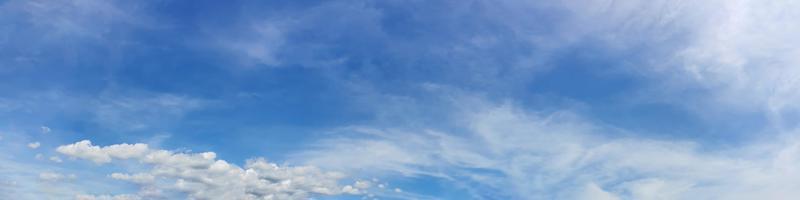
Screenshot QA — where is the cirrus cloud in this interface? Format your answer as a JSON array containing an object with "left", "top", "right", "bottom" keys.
[{"left": 295, "top": 101, "right": 800, "bottom": 199}]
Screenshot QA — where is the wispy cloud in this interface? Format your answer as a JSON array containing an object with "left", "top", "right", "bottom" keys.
[
  {"left": 38, "top": 172, "right": 76, "bottom": 182},
  {"left": 545, "top": 0, "right": 800, "bottom": 127},
  {"left": 2, "top": 0, "right": 799, "bottom": 199},
  {"left": 295, "top": 99, "right": 800, "bottom": 199},
  {"left": 0, "top": 91, "right": 208, "bottom": 132}
]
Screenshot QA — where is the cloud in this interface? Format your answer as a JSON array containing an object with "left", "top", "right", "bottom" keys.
[
  {"left": 76, "top": 194, "right": 141, "bottom": 200},
  {"left": 48, "top": 156, "right": 62, "bottom": 163},
  {"left": 56, "top": 140, "right": 367, "bottom": 199},
  {"left": 295, "top": 101, "right": 800, "bottom": 199},
  {"left": 39, "top": 172, "right": 76, "bottom": 182},
  {"left": 27, "top": 142, "right": 40, "bottom": 149},
  {"left": 203, "top": 0, "right": 800, "bottom": 123},
  {"left": 533, "top": 0, "right": 800, "bottom": 124},
  {"left": 109, "top": 173, "right": 154, "bottom": 185},
  {"left": 2, "top": 1, "right": 798, "bottom": 199},
  {"left": 40, "top": 126, "right": 50, "bottom": 133},
  {"left": 0, "top": 0, "right": 153, "bottom": 74},
  {"left": 1, "top": 92, "right": 208, "bottom": 132},
  {"left": 221, "top": 22, "right": 285, "bottom": 67},
  {"left": 90, "top": 94, "right": 208, "bottom": 131},
  {"left": 571, "top": 183, "right": 620, "bottom": 200},
  {"left": 2, "top": 0, "right": 144, "bottom": 39},
  {"left": 57, "top": 140, "right": 149, "bottom": 164},
  {"left": 670, "top": 0, "right": 800, "bottom": 110}
]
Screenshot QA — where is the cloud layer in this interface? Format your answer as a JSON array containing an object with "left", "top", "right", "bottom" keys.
[{"left": 296, "top": 101, "right": 800, "bottom": 199}]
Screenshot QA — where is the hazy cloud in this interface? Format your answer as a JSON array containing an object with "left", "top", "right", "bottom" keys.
[{"left": 297, "top": 101, "right": 800, "bottom": 199}]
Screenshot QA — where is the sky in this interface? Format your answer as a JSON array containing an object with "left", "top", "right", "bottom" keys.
[{"left": 2, "top": 0, "right": 800, "bottom": 199}]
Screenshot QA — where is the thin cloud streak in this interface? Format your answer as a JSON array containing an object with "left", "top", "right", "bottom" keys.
[{"left": 297, "top": 100, "right": 800, "bottom": 199}]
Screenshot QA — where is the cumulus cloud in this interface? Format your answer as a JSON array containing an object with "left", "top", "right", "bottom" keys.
[
  {"left": 57, "top": 140, "right": 149, "bottom": 164},
  {"left": 27, "top": 142, "right": 40, "bottom": 149},
  {"left": 56, "top": 140, "right": 366, "bottom": 200},
  {"left": 296, "top": 102, "right": 800, "bottom": 199}
]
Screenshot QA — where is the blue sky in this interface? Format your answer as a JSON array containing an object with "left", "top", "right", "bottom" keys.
[{"left": 2, "top": 0, "right": 800, "bottom": 199}]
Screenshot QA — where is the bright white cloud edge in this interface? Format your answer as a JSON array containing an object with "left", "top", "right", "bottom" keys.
[{"left": 55, "top": 140, "right": 369, "bottom": 200}]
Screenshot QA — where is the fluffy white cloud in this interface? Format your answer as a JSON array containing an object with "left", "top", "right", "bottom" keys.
[
  {"left": 56, "top": 140, "right": 366, "bottom": 200},
  {"left": 57, "top": 140, "right": 149, "bottom": 164},
  {"left": 27, "top": 142, "right": 40, "bottom": 149},
  {"left": 296, "top": 103, "right": 800, "bottom": 199}
]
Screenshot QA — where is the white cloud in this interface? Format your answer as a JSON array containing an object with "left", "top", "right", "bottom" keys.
[
  {"left": 534, "top": 0, "right": 800, "bottom": 123},
  {"left": 76, "top": 194, "right": 141, "bottom": 200},
  {"left": 57, "top": 140, "right": 149, "bottom": 164},
  {"left": 27, "top": 142, "right": 40, "bottom": 149},
  {"left": 48, "top": 156, "right": 62, "bottom": 163},
  {"left": 56, "top": 140, "right": 367, "bottom": 200},
  {"left": 40, "top": 126, "right": 50, "bottom": 133},
  {"left": 671, "top": 0, "right": 800, "bottom": 109},
  {"left": 39, "top": 172, "right": 76, "bottom": 182},
  {"left": 296, "top": 102, "right": 800, "bottom": 199},
  {"left": 354, "top": 180, "right": 371, "bottom": 189},
  {"left": 571, "top": 183, "right": 619, "bottom": 200},
  {"left": 222, "top": 23, "right": 285, "bottom": 67},
  {"left": 109, "top": 173, "right": 154, "bottom": 185}
]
